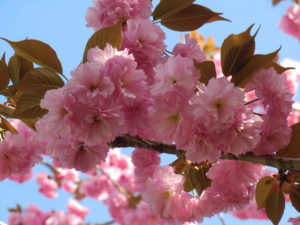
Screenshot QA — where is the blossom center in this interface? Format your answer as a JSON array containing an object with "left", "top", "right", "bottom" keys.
[
  {"left": 162, "top": 190, "right": 173, "bottom": 199},
  {"left": 167, "top": 113, "right": 180, "bottom": 124}
]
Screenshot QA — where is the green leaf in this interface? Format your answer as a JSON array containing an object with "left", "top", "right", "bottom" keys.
[
  {"left": 194, "top": 60, "right": 217, "bottom": 85},
  {"left": 1, "top": 38, "right": 62, "bottom": 74},
  {"left": 255, "top": 176, "right": 277, "bottom": 209},
  {"left": 265, "top": 188, "right": 285, "bottom": 225},
  {"left": 231, "top": 48, "right": 280, "bottom": 87},
  {"left": 221, "top": 24, "right": 257, "bottom": 76},
  {"left": 276, "top": 122, "right": 300, "bottom": 158},
  {"left": 190, "top": 165, "right": 212, "bottom": 196},
  {"left": 290, "top": 184, "right": 300, "bottom": 212},
  {"left": 82, "top": 22, "right": 122, "bottom": 63},
  {"left": 0, "top": 53, "right": 10, "bottom": 92},
  {"left": 11, "top": 94, "right": 47, "bottom": 119},
  {"left": 160, "top": 4, "right": 229, "bottom": 32},
  {"left": 152, "top": 0, "right": 195, "bottom": 20},
  {"left": 8, "top": 54, "right": 33, "bottom": 83},
  {"left": 14, "top": 68, "right": 64, "bottom": 95}
]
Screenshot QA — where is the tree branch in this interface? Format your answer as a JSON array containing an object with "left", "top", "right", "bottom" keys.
[{"left": 110, "top": 134, "right": 300, "bottom": 171}]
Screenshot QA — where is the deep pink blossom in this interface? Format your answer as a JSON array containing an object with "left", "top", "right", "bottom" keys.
[{"left": 289, "top": 217, "right": 300, "bottom": 225}]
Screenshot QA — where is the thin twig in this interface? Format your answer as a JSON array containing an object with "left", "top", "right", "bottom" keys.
[
  {"left": 95, "top": 221, "right": 114, "bottom": 225},
  {"left": 217, "top": 213, "right": 227, "bottom": 225},
  {"left": 244, "top": 98, "right": 259, "bottom": 105}
]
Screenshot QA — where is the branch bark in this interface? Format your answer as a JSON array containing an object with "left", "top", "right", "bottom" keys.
[{"left": 110, "top": 134, "right": 300, "bottom": 171}]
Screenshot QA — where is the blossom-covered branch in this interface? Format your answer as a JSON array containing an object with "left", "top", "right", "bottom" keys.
[{"left": 111, "top": 134, "right": 300, "bottom": 171}]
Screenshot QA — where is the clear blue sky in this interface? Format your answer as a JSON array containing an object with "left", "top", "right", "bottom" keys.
[{"left": 0, "top": 0, "right": 299, "bottom": 224}]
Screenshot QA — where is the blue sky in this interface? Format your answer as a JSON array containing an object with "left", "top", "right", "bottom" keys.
[{"left": 0, "top": 0, "right": 300, "bottom": 224}]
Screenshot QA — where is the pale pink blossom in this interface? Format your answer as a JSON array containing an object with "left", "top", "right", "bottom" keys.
[
  {"left": 36, "top": 172, "right": 58, "bottom": 198},
  {"left": 22, "top": 205, "right": 51, "bottom": 225},
  {"left": 231, "top": 201, "right": 268, "bottom": 220},
  {"left": 280, "top": 5, "right": 300, "bottom": 42},
  {"left": 39, "top": 88, "right": 71, "bottom": 137},
  {"left": 70, "top": 61, "right": 114, "bottom": 102},
  {"left": 150, "top": 95, "right": 193, "bottom": 143},
  {"left": 103, "top": 53, "right": 148, "bottom": 100},
  {"left": 151, "top": 56, "right": 198, "bottom": 99},
  {"left": 122, "top": 18, "right": 166, "bottom": 79},
  {"left": 173, "top": 34, "right": 206, "bottom": 62},
  {"left": 45, "top": 211, "right": 83, "bottom": 225},
  {"left": 281, "top": 58, "right": 300, "bottom": 94},
  {"left": 86, "top": 0, "right": 152, "bottom": 30},
  {"left": 200, "top": 160, "right": 264, "bottom": 216},
  {"left": 246, "top": 67, "right": 293, "bottom": 118},
  {"left": 253, "top": 115, "right": 291, "bottom": 155},
  {"left": 142, "top": 166, "right": 196, "bottom": 224},
  {"left": 67, "top": 199, "right": 89, "bottom": 219},
  {"left": 87, "top": 45, "right": 133, "bottom": 64},
  {"left": 132, "top": 148, "right": 160, "bottom": 187},
  {"left": 0, "top": 134, "right": 42, "bottom": 181}
]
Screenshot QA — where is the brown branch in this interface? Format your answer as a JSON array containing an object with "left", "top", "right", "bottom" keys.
[
  {"left": 110, "top": 134, "right": 300, "bottom": 171},
  {"left": 0, "top": 103, "right": 15, "bottom": 116}
]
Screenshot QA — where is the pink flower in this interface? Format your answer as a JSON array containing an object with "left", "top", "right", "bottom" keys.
[
  {"left": 22, "top": 205, "right": 51, "bottom": 225},
  {"left": 36, "top": 172, "right": 58, "bottom": 198},
  {"left": 86, "top": 0, "right": 152, "bottom": 30},
  {"left": 289, "top": 217, "right": 300, "bottom": 225},
  {"left": 132, "top": 148, "right": 160, "bottom": 187},
  {"left": 103, "top": 53, "right": 148, "bottom": 100},
  {"left": 0, "top": 134, "right": 42, "bottom": 181},
  {"left": 45, "top": 211, "right": 83, "bottom": 225},
  {"left": 195, "top": 77, "right": 245, "bottom": 127},
  {"left": 280, "top": 5, "right": 300, "bottom": 42},
  {"left": 142, "top": 166, "right": 197, "bottom": 224},
  {"left": 70, "top": 61, "right": 114, "bottom": 102},
  {"left": 39, "top": 88, "right": 71, "bottom": 137},
  {"left": 67, "top": 199, "right": 89, "bottom": 219},
  {"left": 246, "top": 68, "right": 293, "bottom": 117},
  {"left": 8, "top": 213, "right": 23, "bottom": 225},
  {"left": 122, "top": 18, "right": 166, "bottom": 79},
  {"left": 173, "top": 34, "right": 206, "bottom": 62},
  {"left": 281, "top": 58, "right": 300, "bottom": 94},
  {"left": 252, "top": 115, "right": 291, "bottom": 155},
  {"left": 87, "top": 45, "right": 133, "bottom": 64},
  {"left": 151, "top": 56, "right": 198, "bottom": 99},
  {"left": 150, "top": 94, "right": 193, "bottom": 143},
  {"left": 9, "top": 169, "right": 33, "bottom": 183},
  {"left": 48, "top": 138, "right": 109, "bottom": 172},
  {"left": 200, "top": 161, "right": 264, "bottom": 216},
  {"left": 81, "top": 174, "right": 110, "bottom": 201},
  {"left": 231, "top": 200, "right": 268, "bottom": 220}
]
